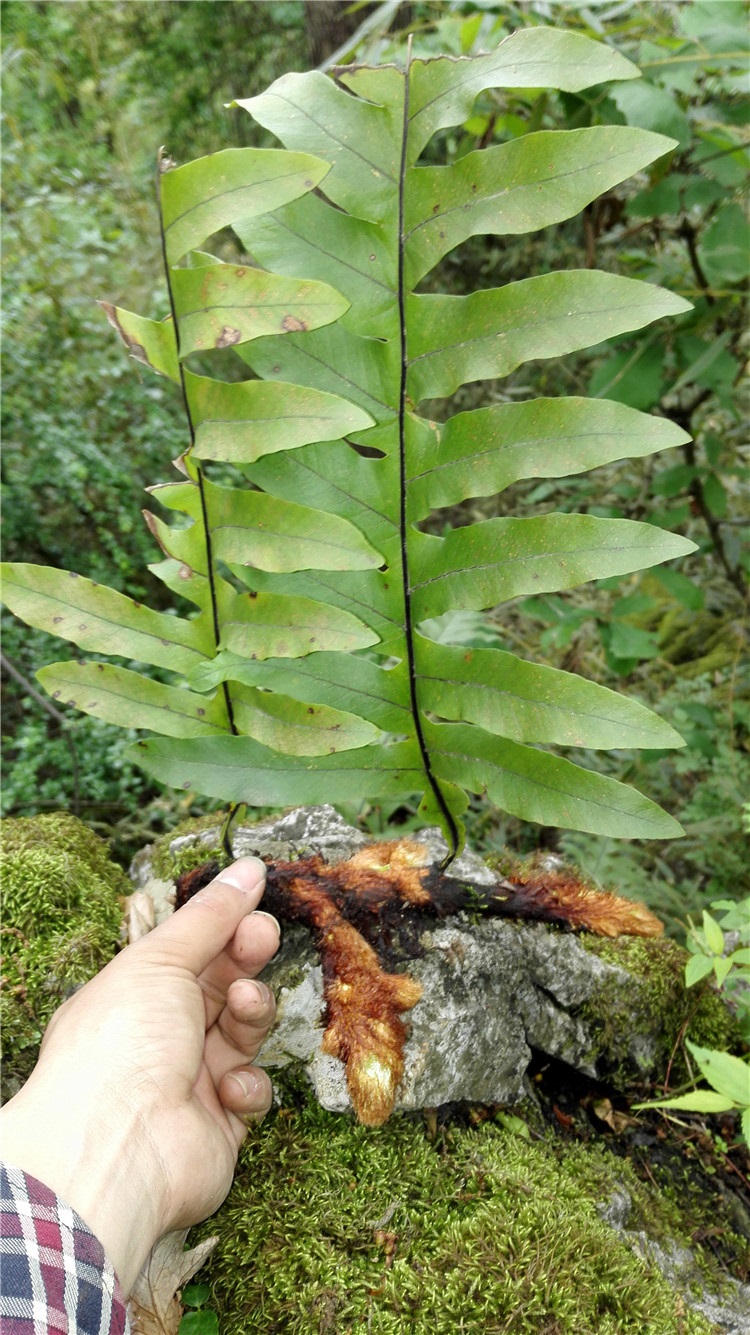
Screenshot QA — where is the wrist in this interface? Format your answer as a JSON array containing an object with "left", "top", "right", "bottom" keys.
[{"left": 0, "top": 1066, "right": 169, "bottom": 1294}]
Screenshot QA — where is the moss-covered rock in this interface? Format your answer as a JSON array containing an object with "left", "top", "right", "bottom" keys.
[
  {"left": 579, "top": 935, "right": 740, "bottom": 1087},
  {"left": 148, "top": 809, "right": 229, "bottom": 883},
  {"left": 139, "top": 807, "right": 744, "bottom": 1114},
  {"left": 193, "top": 1089, "right": 747, "bottom": 1335},
  {"left": 1, "top": 812, "right": 127, "bottom": 1096}
]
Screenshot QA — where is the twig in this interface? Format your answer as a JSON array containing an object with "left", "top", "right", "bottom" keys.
[
  {"left": 662, "top": 985, "right": 710, "bottom": 1095},
  {"left": 1, "top": 650, "right": 81, "bottom": 814},
  {"left": 667, "top": 392, "right": 748, "bottom": 599},
  {"left": 678, "top": 217, "right": 715, "bottom": 305}
]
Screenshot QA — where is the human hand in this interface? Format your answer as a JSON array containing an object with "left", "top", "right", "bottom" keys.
[{"left": 0, "top": 856, "right": 279, "bottom": 1294}]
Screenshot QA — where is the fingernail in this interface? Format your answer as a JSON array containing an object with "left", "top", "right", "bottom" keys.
[
  {"left": 228, "top": 1072, "right": 249, "bottom": 1098},
  {"left": 253, "top": 910, "right": 281, "bottom": 940},
  {"left": 216, "top": 856, "right": 266, "bottom": 892},
  {"left": 245, "top": 980, "right": 272, "bottom": 1005}
]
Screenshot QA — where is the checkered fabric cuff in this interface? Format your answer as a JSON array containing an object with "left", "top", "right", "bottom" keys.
[{"left": 0, "top": 1163, "right": 129, "bottom": 1334}]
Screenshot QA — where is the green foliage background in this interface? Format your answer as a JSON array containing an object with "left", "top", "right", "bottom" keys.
[{"left": 2, "top": 0, "right": 748, "bottom": 923}]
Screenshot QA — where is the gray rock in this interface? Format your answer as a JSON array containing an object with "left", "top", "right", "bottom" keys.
[
  {"left": 134, "top": 805, "right": 682, "bottom": 1118},
  {"left": 599, "top": 1187, "right": 750, "bottom": 1334}
]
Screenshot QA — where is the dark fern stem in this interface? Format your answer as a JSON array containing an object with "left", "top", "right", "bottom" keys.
[
  {"left": 155, "top": 150, "right": 242, "bottom": 844},
  {"left": 396, "top": 39, "right": 460, "bottom": 870}
]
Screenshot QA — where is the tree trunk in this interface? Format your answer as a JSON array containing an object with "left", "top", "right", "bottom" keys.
[{"left": 304, "top": 1, "right": 362, "bottom": 66}]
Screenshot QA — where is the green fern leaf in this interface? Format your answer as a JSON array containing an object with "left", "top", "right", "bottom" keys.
[
  {"left": 2, "top": 27, "right": 698, "bottom": 857},
  {"left": 0, "top": 565, "right": 212, "bottom": 674}
]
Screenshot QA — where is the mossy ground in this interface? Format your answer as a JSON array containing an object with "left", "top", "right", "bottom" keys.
[
  {"left": 6, "top": 812, "right": 747, "bottom": 1329},
  {"left": 1, "top": 812, "right": 127, "bottom": 1093},
  {"left": 193, "top": 1075, "right": 746, "bottom": 1335}
]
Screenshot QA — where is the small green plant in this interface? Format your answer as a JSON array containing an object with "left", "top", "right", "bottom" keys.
[
  {"left": 634, "top": 895, "right": 750, "bottom": 1144},
  {"left": 635, "top": 1039, "right": 750, "bottom": 1148},
  {"left": 1, "top": 28, "right": 696, "bottom": 863},
  {"left": 684, "top": 898, "right": 750, "bottom": 1039},
  {"left": 179, "top": 1285, "right": 220, "bottom": 1335}
]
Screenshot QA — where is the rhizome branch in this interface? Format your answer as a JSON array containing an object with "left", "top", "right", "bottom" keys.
[{"left": 176, "top": 840, "right": 662, "bottom": 1126}]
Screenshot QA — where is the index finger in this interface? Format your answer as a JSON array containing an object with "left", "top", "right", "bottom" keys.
[{"left": 139, "top": 857, "right": 267, "bottom": 976}]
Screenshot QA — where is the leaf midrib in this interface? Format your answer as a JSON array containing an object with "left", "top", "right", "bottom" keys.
[
  {"left": 416, "top": 667, "right": 661, "bottom": 740},
  {"left": 406, "top": 142, "right": 652, "bottom": 241},
  {"left": 165, "top": 168, "right": 313, "bottom": 235},
  {"left": 411, "top": 533, "right": 683, "bottom": 591},
  {"left": 408, "top": 428, "right": 635, "bottom": 482},
  {"left": 399, "top": 44, "right": 460, "bottom": 859},
  {"left": 433, "top": 739, "right": 666, "bottom": 828},
  {"left": 408, "top": 294, "right": 673, "bottom": 368}
]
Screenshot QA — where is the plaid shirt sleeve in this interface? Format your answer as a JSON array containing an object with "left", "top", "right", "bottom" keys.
[{"left": 0, "top": 1163, "right": 129, "bottom": 1335}]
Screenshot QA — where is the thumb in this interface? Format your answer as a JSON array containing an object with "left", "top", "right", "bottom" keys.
[{"left": 139, "top": 857, "right": 267, "bottom": 976}]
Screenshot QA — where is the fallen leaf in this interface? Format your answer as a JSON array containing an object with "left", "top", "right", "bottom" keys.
[
  {"left": 128, "top": 891, "right": 156, "bottom": 944},
  {"left": 592, "top": 1097, "right": 633, "bottom": 1134},
  {"left": 128, "top": 1230, "right": 218, "bottom": 1335}
]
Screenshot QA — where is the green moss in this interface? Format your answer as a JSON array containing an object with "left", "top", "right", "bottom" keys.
[
  {"left": 1, "top": 812, "right": 127, "bottom": 1093},
  {"left": 150, "top": 812, "right": 226, "bottom": 882},
  {"left": 578, "top": 936, "right": 740, "bottom": 1086},
  {"left": 195, "top": 1094, "right": 719, "bottom": 1335}
]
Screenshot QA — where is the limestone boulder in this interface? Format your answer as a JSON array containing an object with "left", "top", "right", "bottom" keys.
[{"left": 135, "top": 805, "right": 721, "bottom": 1116}]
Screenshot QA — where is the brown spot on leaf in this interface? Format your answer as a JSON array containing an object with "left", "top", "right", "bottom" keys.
[
  {"left": 53, "top": 616, "right": 63, "bottom": 624},
  {"left": 247, "top": 590, "right": 258, "bottom": 599},
  {"left": 53, "top": 691, "right": 61, "bottom": 699},
  {"left": 98, "top": 303, "right": 154, "bottom": 371},
  {"left": 281, "top": 314, "right": 308, "bottom": 333},
  {"left": 235, "top": 267, "right": 247, "bottom": 277},
  {"left": 216, "top": 326, "right": 242, "bottom": 348},
  {"left": 432, "top": 203, "right": 440, "bottom": 214},
  {"left": 197, "top": 708, "right": 205, "bottom": 716}
]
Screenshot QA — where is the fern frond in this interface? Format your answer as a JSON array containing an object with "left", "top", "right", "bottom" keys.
[{"left": 2, "top": 28, "right": 696, "bottom": 857}]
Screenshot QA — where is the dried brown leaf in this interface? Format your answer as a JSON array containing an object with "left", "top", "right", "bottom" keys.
[
  {"left": 127, "top": 891, "right": 156, "bottom": 944},
  {"left": 128, "top": 1229, "right": 217, "bottom": 1335}
]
